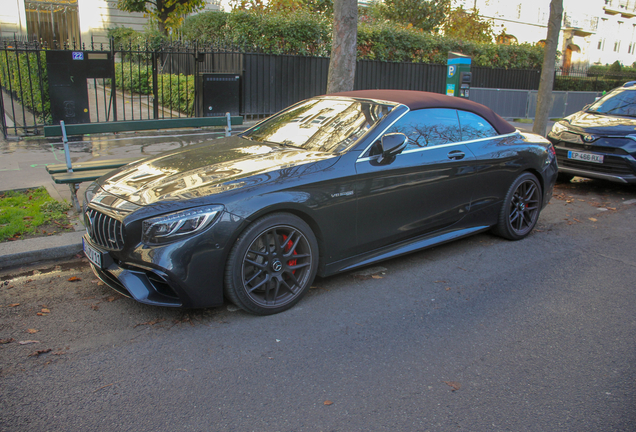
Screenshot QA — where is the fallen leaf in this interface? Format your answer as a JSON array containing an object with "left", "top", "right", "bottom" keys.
[
  {"left": 26, "top": 329, "right": 39, "bottom": 334},
  {"left": 36, "top": 312, "right": 44, "bottom": 316},
  {"left": 371, "top": 275, "right": 383, "bottom": 279},
  {"left": 445, "top": 287, "right": 451, "bottom": 291},
  {"left": 443, "top": 381, "right": 461, "bottom": 391},
  {"left": 588, "top": 217, "right": 597, "bottom": 222},
  {"left": 0, "top": 338, "right": 15, "bottom": 344},
  {"left": 134, "top": 318, "right": 165, "bottom": 328},
  {"left": 28, "top": 348, "right": 51, "bottom": 357},
  {"left": 41, "top": 308, "right": 50, "bottom": 313},
  {"left": 107, "top": 296, "right": 116, "bottom": 302},
  {"left": 8, "top": 303, "right": 20, "bottom": 307},
  {"left": 18, "top": 340, "right": 39, "bottom": 345},
  {"left": 324, "top": 400, "right": 333, "bottom": 406},
  {"left": 91, "top": 304, "right": 99, "bottom": 311},
  {"left": 68, "top": 276, "right": 81, "bottom": 282},
  {"left": 93, "top": 382, "right": 117, "bottom": 393}
]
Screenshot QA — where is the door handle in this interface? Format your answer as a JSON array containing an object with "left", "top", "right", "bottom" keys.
[{"left": 447, "top": 150, "right": 465, "bottom": 160}]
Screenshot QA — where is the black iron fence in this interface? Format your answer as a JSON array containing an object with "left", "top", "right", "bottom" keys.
[{"left": 2, "top": 38, "right": 607, "bottom": 139}]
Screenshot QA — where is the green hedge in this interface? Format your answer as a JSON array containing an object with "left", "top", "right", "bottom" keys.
[
  {"left": 114, "top": 63, "right": 195, "bottom": 115},
  {"left": 357, "top": 22, "right": 543, "bottom": 68},
  {"left": 180, "top": 10, "right": 544, "bottom": 68},
  {"left": 0, "top": 51, "right": 50, "bottom": 122},
  {"left": 554, "top": 76, "right": 631, "bottom": 92}
]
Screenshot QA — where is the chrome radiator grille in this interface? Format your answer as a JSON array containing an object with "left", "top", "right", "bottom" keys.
[{"left": 85, "top": 208, "right": 125, "bottom": 251}]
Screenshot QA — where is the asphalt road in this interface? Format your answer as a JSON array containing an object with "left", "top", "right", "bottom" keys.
[{"left": 1, "top": 179, "right": 635, "bottom": 432}]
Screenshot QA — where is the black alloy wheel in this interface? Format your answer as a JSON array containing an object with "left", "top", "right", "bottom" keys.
[
  {"left": 493, "top": 172, "right": 542, "bottom": 240},
  {"left": 224, "top": 213, "right": 319, "bottom": 315}
]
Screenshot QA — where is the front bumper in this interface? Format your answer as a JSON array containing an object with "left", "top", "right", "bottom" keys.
[
  {"left": 82, "top": 210, "right": 245, "bottom": 308},
  {"left": 548, "top": 135, "right": 636, "bottom": 184}
]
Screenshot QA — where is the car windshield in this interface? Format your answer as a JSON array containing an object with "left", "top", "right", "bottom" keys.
[
  {"left": 587, "top": 88, "right": 636, "bottom": 117},
  {"left": 241, "top": 97, "right": 395, "bottom": 153}
]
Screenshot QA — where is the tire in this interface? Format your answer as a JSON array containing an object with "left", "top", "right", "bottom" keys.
[
  {"left": 224, "top": 213, "right": 319, "bottom": 315},
  {"left": 493, "top": 172, "right": 542, "bottom": 241}
]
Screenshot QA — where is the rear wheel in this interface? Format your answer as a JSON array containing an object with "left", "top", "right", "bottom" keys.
[
  {"left": 224, "top": 213, "right": 318, "bottom": 315},
  {"left": 493, "top": 172, "right": 542, "bottom": 240}
]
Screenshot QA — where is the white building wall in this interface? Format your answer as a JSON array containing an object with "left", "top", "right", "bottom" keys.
[
  {"left": 1, "top": 0, "right": 27, "bottom": 39},
  {"left": 455, "top": 0, "right": 636, "bottom": 67},
  {"left": 1, "top": 0, "right": 221, "bottom": 45},
  {"left": 78, "top": 0, "right": 147, "bottom": 46}
]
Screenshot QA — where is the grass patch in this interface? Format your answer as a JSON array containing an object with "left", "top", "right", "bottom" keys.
[
  {"left": 512, "top": 118, "right": 533, "bottom": 123},
  {"left": 0, "top": 188, "right": 73, "bottom": 242}
]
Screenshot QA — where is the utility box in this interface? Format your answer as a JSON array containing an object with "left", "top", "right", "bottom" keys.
[
  {"left": 46, "top": 50, "right": 113, "bottom": 124},
  {"left": 446, "top": 52, "right": 472, "bottom": 99},
  {"left": 198, "top": 73, "right": 241, "bottom": 117}
]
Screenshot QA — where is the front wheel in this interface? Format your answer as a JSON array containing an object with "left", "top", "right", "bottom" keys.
[
  {"left": 493, "top": 172, "right": 542, "bottom": 240},
  {"left": 224, "top": 213, "right": 319, "bottom": 315}
]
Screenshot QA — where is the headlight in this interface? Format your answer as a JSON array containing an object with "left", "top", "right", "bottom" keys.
[
  {"left": 142, "top": 205, "right": 224, "bottom": 245},
  {"left": 550, "top": 121, "right": 569, "bottom": 136},
  {"left": 83, "top": 182, "right": 99, "bottom": 212}
]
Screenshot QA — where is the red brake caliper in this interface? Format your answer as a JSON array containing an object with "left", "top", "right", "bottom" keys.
[{"left": 282, "top": 234, "right": 297, "bottom": 273}]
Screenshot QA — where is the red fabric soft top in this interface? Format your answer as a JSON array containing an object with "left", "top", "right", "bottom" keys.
[{"left": 327, "top": 89, "right": 515, "bottom": 135}]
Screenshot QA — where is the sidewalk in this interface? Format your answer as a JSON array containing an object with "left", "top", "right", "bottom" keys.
[
  {"left": 0, "top": 126, "right": 247, "bottom": 270},
  {"left": 0, "top": 118, "right": 551, "bottom": 271}
]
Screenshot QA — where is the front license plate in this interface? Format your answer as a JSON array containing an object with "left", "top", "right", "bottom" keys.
[
  {"left": 83, "top": 238, "right": 103, "bottom": 268},
  {"left": 568, "top": 150, "right": 604, "bottom": 164}
]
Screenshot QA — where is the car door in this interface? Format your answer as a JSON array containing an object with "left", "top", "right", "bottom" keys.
[
  {"left": 354, "top": 108, "right": 478, "bottom": 253},
  {"left": 456, "top": 109, "right": 521, "bottom": 215}
]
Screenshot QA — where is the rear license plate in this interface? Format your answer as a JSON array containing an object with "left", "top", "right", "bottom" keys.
[
  {"left": 83, "top": 238, "right": 103, "bottom": 268},
  {"left": 568, "top": 151, "right": 604, "bottom": 164}
]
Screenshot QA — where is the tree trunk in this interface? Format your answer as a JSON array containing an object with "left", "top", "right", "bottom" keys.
[
  {"left": 157, "top": 20, "right": 167, "bottom": 36},
  {"left": 326, "top": 0, "right": 357, "bottom": 94},
  {"left": 533, "top": 0, "right": 563, "bottom": 136}
]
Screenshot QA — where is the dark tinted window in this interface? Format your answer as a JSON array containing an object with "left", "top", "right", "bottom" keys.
[
  {"left": 587, "top": 88, "right": 636, "bottom": 116},
  {"left": 386, "top": 108, "right": 461, "bottom": 150},
  {"left": 457, "top": 110, "right": 498, "bottom": 140}
]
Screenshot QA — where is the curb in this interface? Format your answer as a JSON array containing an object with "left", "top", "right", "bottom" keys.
[{"left": 0, "top": 231, "right": 85, "bottom": 271}]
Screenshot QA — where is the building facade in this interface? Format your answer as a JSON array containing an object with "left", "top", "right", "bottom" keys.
[
  {"left": 456, "top": 0, "right": 636, "bottom": 67},
  {"left": 1, "top": 0, "right": 221, "bottom": 46}
]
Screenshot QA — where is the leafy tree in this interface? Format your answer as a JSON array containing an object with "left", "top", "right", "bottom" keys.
[
  {"left": 231, "top": 0, "right": 332, "bottom": 15},
  {"left": 369, "top": 0, "right": 450, "bottom": 33},
  {"left": 444, "top": 6, "right": 493, "bottom": 44},
  {"left": 495, "top": 31, "right": 518, "bottom": 45},
  {"left": 116, "top": 0, "right": 205, "bottom": 35}
]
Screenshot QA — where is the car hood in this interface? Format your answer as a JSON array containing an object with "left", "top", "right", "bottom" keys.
[
  {"left": 98, "top": 136, "right": 338, "bottom": 206},
  {"left": 566, "top": 111, "right": 636, "bottom": 136}
]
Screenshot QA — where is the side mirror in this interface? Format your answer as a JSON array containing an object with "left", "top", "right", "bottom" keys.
[{"left": 377, "top": 133, "right": 408, "bottom": 163}]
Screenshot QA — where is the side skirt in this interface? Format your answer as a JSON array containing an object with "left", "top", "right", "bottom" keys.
[{"left": 321, "top": 225, "right": 491, "bottom": 276}]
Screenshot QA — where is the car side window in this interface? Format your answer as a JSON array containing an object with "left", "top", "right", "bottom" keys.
[
  {"left": 385, "top": 108, "right": 461, "bottom": 150},
  {"left": 457, "top": 110, "right": 498, "bottom": 141}
]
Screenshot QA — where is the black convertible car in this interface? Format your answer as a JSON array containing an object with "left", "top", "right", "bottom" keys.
[{"left": 82, "top": 90, "right": 557, "bottom": 315}]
